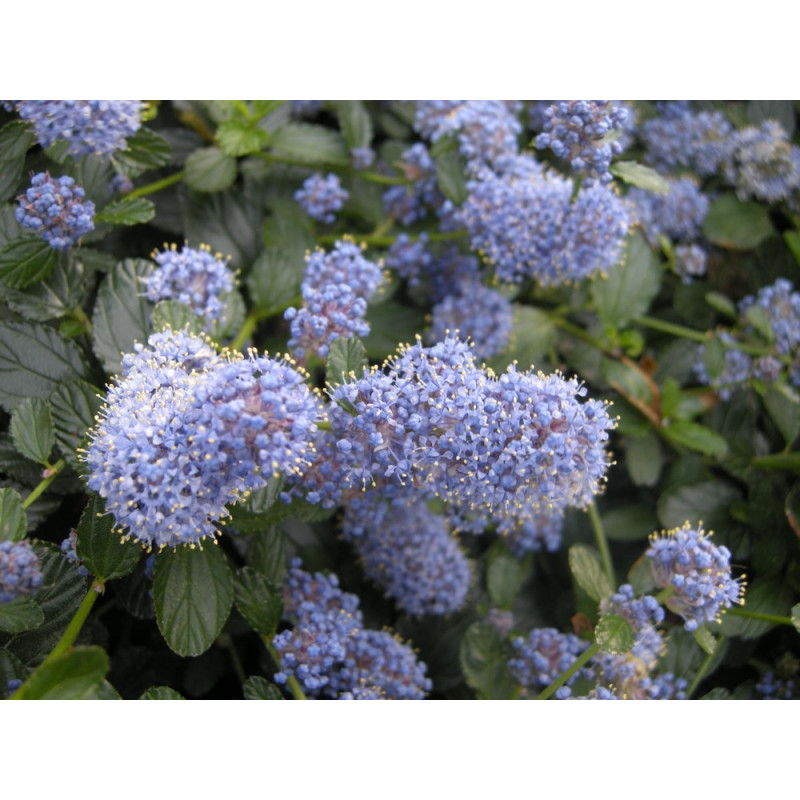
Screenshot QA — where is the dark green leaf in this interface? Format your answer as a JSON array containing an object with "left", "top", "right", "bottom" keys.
[
  {"left": 627, "top": 554, "right": 657, "bottom": 595},
  {"left": 10, "top": 397, "right": 54, "bottom": 465},
  {"left": 243, "top": 675, "right": 284, "bottom": 699},
  {"left": 658, "top": 627, "right": 705, "bottom": 681},
  {"left": 0, "top": 597, "right": 44, "bottom": 633},
  {"left": 75, "top": 494, "right": 142, "bottom": 582},
  {"left": 429, "top": 134, "right": 458, "bottom": 158},
  {"left": 96, "top": 197, "right": 156, "bottom": 226},
  {"left": 657, "top": 479, "right": 740, "bottom": 531},
  {"left": 763, "top": 384, "right": 800, "bottom": 445},
  {"left": 139, "top": 685, "right": 185, "bottom": 700},
  {"left": 435, "top": 148, "right": 468, "bottom": 205},
  {"left": 591, "top": 230, "right": 661, "bottom": 328},
  {"left": 603, "top": 504, "right": 659, "bottom": 543},
  {"left": 113, "top": 128, "right": 172, "bottom": 175},
  {"left": 14, "top": 646, "right": 108, "bottom": 700},
  {"left": 693, "top": 626, "right": 717, "bottom": 655},
  {"left": 184, "top": 146, "right": 237, "bottom": 193},
  {"left": 364, "top": 301, "right": 426, "bottom": 360},
  {"left": 488, "top": 305, "right": 555, "bottom": 372},
  {"left": 48, "top": 379, "right": 102, "bottom": 466},
  {"left": 153, "top": 543, "right": 234, "bottom": 657},
  {"left": 791, "top": 603, "right": 800, "bottom": 634},
  {"left": 263, "top": 198, "right": 316, "bottom": 260},
  {"left": 753, "top": 452, "right": 800, "bottom": 472},
  {"left": 246, "top": 526, "right": 286, "bottom": 585},
  {"left": 661, "top": 420, "right": 728, "bottom": 457},
  {"left": 246, "top": 247, "right": 303, "bottom": 315},
  {"left": 700, "top": 335, "right": 726, "bottom": 380},
  {"left": 487, "top": 545, "right": 527, "bottom": 609},
  {"left": 0, "top": 204, "right": 23, "bottom": 247},
  {"left": 719, "top": 579, "right": 794, "bottom": 639},
  {"left": 459, "top": 621, "right": 516, "bottom": 699},
  {"left": 0, "top": 487, "right": 26, "bottom": 542},
  {"left": 609, "top": 161, "right": 669, "bottom": 194},
  {"left": 705, "top": 291, "right": 738, "bottom": 319},
  {"left": 209, "top": 288, "right": 245, "bottom": 341},
  {"left": 568, "top": 544, "right": 613, "bottom": 603},
  {"left": 91, "top": 258, "right": 153, "bottom": 375},
  {"left": 624, "top": 433, "right": 662, "bottom": 487},
  {"left": 151, "top": 300, "right": 204, "bottom": 335},
  {"left": 0, "top": 320, "right": 86, "bottom": 412},
  {"left": 217, "top": 119, "right": 270, "bottom": 157},
  {"left": 91, "top": 680, "right": 122, "bottom": 699},
  {"left": 270, "top": 123, "right": 349, "bottom": 166},
  {"left": 595, "top": 614, "right": 635, "bottom": 655},
  {"left": 0, "top": 120, "right": 36, "bottom": 161},
  {"left": 4, "top": 255, "right": 88, "bottom": 322},
  {"left": 0, "top": 237, "right": 58, "bottom": 289},
  {"left": 234, "top": 567, "right": 282, "bottom": 636},
  {"left": 336, "top": 101, "right": 373, "bottom": 150},
  {"left": 702, "top": 193, "right": 773, "bottom": 250},
  {"left": 784, "top": 231, "right": 800, "bottom": 267},
  {"left": 326, "top": 337, "right": 368, "bottom": 387}
]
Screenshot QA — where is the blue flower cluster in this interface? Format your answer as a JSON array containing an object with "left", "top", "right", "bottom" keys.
[
  {"left": 740, "top": 278, "right": 800, "bottom": 356},
  {"left": 501, "top": 508, "right": 565, "bottom": 557},
  {"left": 695, "top": 333, "right": 754, "bottom": 399},
  {"left": 273, "top": 559, "right": 431, "bottom": 698},
  {"left": 535, "top": 101, "right": 629, "bottom": 185},
  {"left": 16, "top": 172, "right": 95, "bottom": 250},
  {"left": 673, "top": 243, "right": 708, "bottom": 284},
  {"left": 342, "top": 495, "right": 471, "bottom": 616},
  {"left": 295, "top": 173, "right": 349, "bottom": 224},
  {"left": 647, "top": 523, "right": 744, "bottom": 631},
  {"left": 383, "top": 233, "right": 432, "bottom": 285},
  {"left": 0, "top": 540, "right": 43, "bottom": 603},
  {"left": 145, "top": 244, "right": 236, "bottom": 322},
  {"left": 427, "top": 278, "right": 513, "bottom": 359},
  {"left": 382, "top": 144, "right": 439, "bottom": 225},
  {"left": 15, "top": 100, "right": 143, "bottom": 157},
  {"left": 458, "top": 158, "right": 630, "bottom": 285},
  {"left": 509, "top": 628, "right": 592, "bottom": 696},
  {"left": 350, "top": 147, "right": 375, "bottom": 170},
  {"left": 630, "top": 178, "right": 709, "bottom": 247},
  {"left": 724, "top": 120, "right": 800, "bottom": 202},
  {"left": 756, "top": 672, "right": 796, "bottom": 700},
  {"left": 285, "top": 239, "right": 384, "bottom": 361},
  {"left": 85, "top": 330, "right": 324, "bottom": 548},
  {"left": 60, "top": 530, "right": 89, "bottom": 577}
]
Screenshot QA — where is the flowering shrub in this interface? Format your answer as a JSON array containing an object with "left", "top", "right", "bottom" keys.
[{"left": 1, "top": 100, "right": 799, "bottom": 701}]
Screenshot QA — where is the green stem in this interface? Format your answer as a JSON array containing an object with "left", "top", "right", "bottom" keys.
[
  {"left": 263, "top": 637, "right": 307, "bottom": 700},
  {"left": 587, "top": 502, "right": 615, "bottom": 587},
  {"left": 552, "top": 317, "right": 616, "bottom": 356},
  {"left": 687, "top": 635, "right": 724, "bottom": 698},
  {"left": 316, "top": 230, "right": 468, "bottom": 247},
  {"left": 21, "top": 459, "right": 65, "bottom": 510},
  {"left": 316, "top": 421, "right": 332, "bottom": 432},
  {"left": 254, "top": 151, "right": 410, "bottom": 186},
  {"left": 230, "top": 309, "right": 272, "bottom": 352},
  {"left": 655, "top": 587, "right": 675, "bottom": 605},
  {"left": 69, "top": 305, "right": 92, "bottom": 333},
  {"left": 726, "top": 607, "right": 795, "bottom": 626},
  {"left": 536, "top": 642, "right": 600, "bottom": 700},
  {"left": 635, "top": 315, "right": 709, "bottom": 344},
  {"left": 751, "top": 453, "right": 800, "bottom": 473},
  {"left": 125, "top": 171, "right": 184, "bottom": 200}
]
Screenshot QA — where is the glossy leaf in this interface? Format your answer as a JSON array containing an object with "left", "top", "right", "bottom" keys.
[
  {"left": 246, "top": 247, "right": 303, "bottom": 315},
  {"left": 113, "top": 128, "right": 172, "bottom": 175},
  {"left": 661, "top": 420, "right": 728, "bottom": 458},
  {"left": 609, "top": 161, "right": 669, "bottom": 194},
  {"left": 216, "top": 119, "right": 270, "bottom": 157},
  {"left": 10, "top": 397, "right": 54, "bottom": 465},
  {"left": 657, "top": 479, "right": 740, "bottom": 531},
  {"left": 0, "top": 597, "right": 44, "bottom": 634},
  {"left": 244, "top": 676, "right": 284, "bottom": 699},
  {"left": 96, "top": 197, "right": 156, "bottom": 226},
  {"left": 336, "top": 101, "right": 373, "bottom": 150},
  {"left": 234, "top": 567, "right": 282, "bottom": 637},
  {"left": 184, "top": 146, "right": 238, "bottom": 193},
  {"left": 48, "top": 378, "right": 102, "bottom": 466},
  {"left": 702, "top": 193, "right": 773, "bottom": 250},
  {"left": 4, "top": 255, "right": 88, "bottom": 322},
  {"left": 459, "top": 621, "right": 516, "bottom": 700},
  {"left": 14, "top": 646, "right": 108, "bottom": 700},
  {"left": 75, "top": 494, "right": 142, "bottom": 582},
  {"left": 270, "top": 123, "right": 349, "bottom": 166},
  {"left": 0, "top": 487, "right": 26, "bottom": 542},
  {"left": 151, "top": 300, "right": 204, "bottom": 335},
  {"left": 0, "top": 237, "right": 58, "bottom": 289},
  {"left": 719, "top": 579, "right": 794, "bottom": 639},
  {"left": 139, "top": 686, "right": 185, "bottom": 700},
  {"left": 568, "top": 545, "right": 613, "bottom": 603},
  {"left": 326, "top": 337, "right": 368, "bottom": 387},
  {"left": 595, "top": 614, "right": 635, "bottom": 655}
]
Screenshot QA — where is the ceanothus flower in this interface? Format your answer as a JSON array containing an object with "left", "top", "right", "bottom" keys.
[
  {"left": 739, "top": 278, "right": 800, "bottom": 356},
  {"left": 501, "top": 507, "right": 565, "bottom": 557},
  {"left": 145, "top": 243, "right": 236, "bottom": 322},
  {"left": 756, "top": 672, "right": 796, "bottom": 700},
  {"left": 695, "top": 333, "right": 753, "bottom": 400},
  {"left": 382, "top": 143, "right": 439, "bottom": 224},
  {"left": 350, "top": 147, "right": 375, "bottom": 170},
  {"left": 509, "top": 628, "right": 593, "bottom": 696},
  {"left": 629, "top": 178, "right": 709, "bottom": 247},
  {"left": 60, "top": 530, "right": 89, "bottom": 577},
  {"left": 295, "top": 173, "right": 349, "bottom": 224},
  {"left": 384, "top": 233, "right": 432, "bottom": 285},
  {"left": 0, "top": 540, "right": 43, "bottom": 604},
  {"left": 535, "top": 101, "right": 628, "bottom": 185},
  {"left": 15, "top": 100, "right": 143, "bottom": 157},
  {"left": 673, "top": 243, "right": 708, "bottom": 284},
  {"left": 303, "top": 240, "right": 384, "bottom": 300},
  {"left": 646, "top": 523, "right": 745, "bottom": 631},
  {"left": 16, "top": 172, "right": 95, "bottom": 250}
]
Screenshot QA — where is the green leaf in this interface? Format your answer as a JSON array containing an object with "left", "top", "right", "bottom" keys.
[
  {"left": 14, "top": 646, "right": 108, "bottom": 700},
  {"left": 705, "top": 291, "right": 738, "bottom": 319},
  {"left": 113, "top": 128, "right": 172, "bottom": 176},
  {"left": 0, "top": 237, "right": 58, "bottom": 290},
  {"left": 568, "top": 544, "right": 613, "bottom": 603},
  {"left": 661, "top": 420, "right": 729, "bottom": 458},
  {"left": 48, "top": 379, "right": 102, "bottom": 466},
  {"left": 0, "top": 596, "right": 44, "bottom": 633},
  {"left": 139, "top": 686, "right": 185, "bottom": 700},
  {"left": 435, "top": 148, "right": 468, "bottom": 205},
  {"left": 263, "top": 198, "right": 316, "bottom": 260},
  {"left": 0, "top": 320, "right": 86, "bottom": 412},
  {"left": 693, "top": 626, "right": 717, "bottom": 656},
  {"left": 75, "top": 495, "right": 142, "bottom": 582},
  {"left": 487, "top": 544, "right": 527, "bottom": 609},
  {"left": 702, "top": 193, "right": 773, "bottom": 251},
  {"left": 4, "top": 255, "right": 88, "bottom": 323},
  {"left": 243, "top": 675, "right": 284, "bottom": 699},
  {"left": 0, "top": 487, "right": 26, "bottom": 542},
  {"left": 748, "top": 100, "right": 795, "bottom": 135},
  {"left": 91, "top": 258, "right": 153, "bottom": 375},
  {"left": 96, "top": 197, "right": 156, "bottom": 226},
  {"left": 91, "top": 680, "right": 122, "bottom": 700},
  {"left": 488, "top": 305, "right": 556, "bottom": 372},
  {"left": 234, "top": 567, "right": 283, "bottom": 637},
  {"left": 624, "top": 432, "right": 662, "bottom": 487},
  {"left": 719, "top": 579, "right": 794, "bottom": 639},
  {"left": 246, "top": 526, "right": 286, "bottom": 585},
  {"left": 603, "top": 504, "right": 659, "bottom": 543},
  {"left": 591, "top": 230, "right": 661, "bottom": 328},
  {"left": 763, "top": 384, "right": 800, "bottom": 445},
  {"left": 216, "top": 119, "right": 270, "bottom": 157},
  {"left": 609, "top": 161, "right": 669, "bottom": 194},
  {"left": 658, "top": 627, "right": 705, "bottom": 681},
  {"left": 364, "top": 301, "right": 426, "bottom": 360},
  {"left": 270, "top": 123, "right": 349, "bottom": 166},
  {"left": 459, "top": 621, "right": 516, "bottom": 699},
  {"left": 700, "top": 335, "right": 726, "bottom": 380},
  {"left": 336, "top": 101, "right": 373, "bottom": 150},
  {"left": 153, "top": 543, "right": 234, "bottom": 657},
  {"left": 326, "top": 337, "right": 368, "bottom": 388},
  {"left": 10, "top": 397, "right": 54, "bottom": 465},
  {"left": 246, "top": 247, "right": 304, "bottom": 315},
  {"left": 595, "top": 614, "right": 635, "bottom": 655},
  {"left": 784, "top": 231, "right": 800, "bottom": 267},
  {"left": 184, "top": 146, "right": 238, "bottom": 193},
  {"left": 657, "top": 479, "right": 740, "bottom": 531},
  {"left": 151, "top": 300, "right": 204, "bottom": 335},
  {"left": 791, "top": 603, "right": 800, "bottom": 634},
  {"left": 0, "top": 120, "right": 36, "bottom": 162}
]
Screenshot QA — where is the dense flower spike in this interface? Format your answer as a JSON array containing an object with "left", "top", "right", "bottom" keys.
[
  {"left": 295, "top": 173, "right": 349, "bottom": 223},
  {"left": 535, "top": 101, "right": 628, "bottom": 185},
  {"left": 427, "top": 279, "right": 513, "bottom": 360},
  {"left": 459, "top": 162, "right": 630, "bottom": 285},
  {"left": 0, "top": 540, "right": 43, "bottom": 604},
  {"left": 15, "top": 100, "right": 143, "bottom": 157},
  {"left": 501, "top": 508, "right": 565, "bottom": 557},
  {"left": 509, "top": 628, "right": 592, "bottom": 696},
  {"left": 382, "top": 144, "right": 439, "bottom": 224},
  {"left": 16, "top": 172, "right": 95, "bottom": 250},
  {"left": 145, "top": 244, "right": 235, "bottom": 322},
  {"left": 342, "top": 495, "right": 471, "bottom": 616},
  {"left": 384, "top": 233, "right": 432, "bottom": 285},
  {"left": 630, "top": 178, "right": 709, "bottom": 247},
  {"left": 303, "top": 240, "right": 384, "bottom": 299},
  {"left": 647, "top": 523, "right": 745, "bottom": 631}
]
